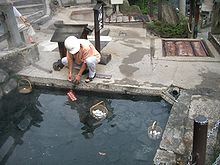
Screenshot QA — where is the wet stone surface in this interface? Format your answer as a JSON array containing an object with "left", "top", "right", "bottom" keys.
[
  {"left": 0, "top": 69, "right": 9, "bottom": 83},
  {"left": 155, "top": 91, "right": 191, "bottom": 163},
  {"left": 2, "top": 78, "right": 17, "bottom": 95},
  {"left": 0, "top": 88, "right": 3, "bottom": 100}
]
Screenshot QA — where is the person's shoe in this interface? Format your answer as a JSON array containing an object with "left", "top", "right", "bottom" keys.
[
  {"left": 85, "top": 73, "right": 96, "bottom": 83},
  {"left": 53, "top": 59, "right": 64, "bottom": 71}
]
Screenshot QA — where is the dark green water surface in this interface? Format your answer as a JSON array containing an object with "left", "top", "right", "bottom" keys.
[{"left": 0, "top": 89, "right": 171, "bottom": 165}]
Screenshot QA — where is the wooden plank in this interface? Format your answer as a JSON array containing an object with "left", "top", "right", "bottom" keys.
[{"left": 96, "top": 73, "right": 112, "bottom": 79}]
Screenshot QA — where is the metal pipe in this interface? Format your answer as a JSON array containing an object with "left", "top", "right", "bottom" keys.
[
  {"left": 93, "top": 2, "right": 103, "bottom": 53},
  {"left": 192, "top": 115, "right": 208, "bottom": 165},
  {"left": 179, "top": 0, "right": 186, "bottom": 16}
]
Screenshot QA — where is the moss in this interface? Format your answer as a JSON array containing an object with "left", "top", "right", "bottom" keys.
[{"left": 147, "top": 16, "right": 188, "bottom": 38}]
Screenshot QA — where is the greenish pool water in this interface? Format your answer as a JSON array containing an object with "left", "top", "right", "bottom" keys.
[{"left": 0, "top": 89, "right": 171, "bottom": 165}]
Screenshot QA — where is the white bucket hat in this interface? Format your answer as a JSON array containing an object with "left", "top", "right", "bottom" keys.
[{"left": 64, "top": 36, "right": 80, "bottom": 55}]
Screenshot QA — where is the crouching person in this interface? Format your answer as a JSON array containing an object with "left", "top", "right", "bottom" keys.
[{"left": 63, "top": 36, "right": 101, "bottom": 84}]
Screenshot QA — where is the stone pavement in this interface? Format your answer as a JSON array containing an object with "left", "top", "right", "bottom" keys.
[{"left": 17, "top": 6, "right": 220, "bottom": 164}]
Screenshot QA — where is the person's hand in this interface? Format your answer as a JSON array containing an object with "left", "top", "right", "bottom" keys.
[
  {"left": 20, "top": 16, "right": 30, "bottom": 26},
  {"left": 73, "top": 74, "right": 81, "bottom": 85},
  {"left": 25, "top": 22, "right": 31, "bottom": 26},
  {"left": 68, "top": 72, "right": 72, "bottom": 82}
]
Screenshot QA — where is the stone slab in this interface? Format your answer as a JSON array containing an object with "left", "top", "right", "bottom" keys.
[
  {"left": 0, "top": 44, "right": 39, "bottom": 73},
  {"left": 0, "top": 69, "right": 9, "bottom": 83},
  {"left": 2, "top": 78, "right": 17, "bottom": 95},
  {"left": 153, "top": 149, "right": 176, "bottom": 164},
  {"left": 189, "top": 95, "right": 220, "bottom": 123},
  {"left": 0, "top": 136, "right": 15, "bottom": 162},
  {"left": 160, "top": 92, "right": 191, "bottom": 155},
  {"left": 99, "top": 53, "right": 111, "bottom": 65}
]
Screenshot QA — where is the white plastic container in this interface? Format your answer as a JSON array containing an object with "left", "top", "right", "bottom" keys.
[{"left": 111, "top": 0, "right": 123, "bottom": 5}]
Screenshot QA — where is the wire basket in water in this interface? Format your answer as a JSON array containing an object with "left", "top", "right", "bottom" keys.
[
  {"left": 147, "top": 121, "right": 162, "bottom": 140},
  {"left": 17, "top": 78, "right": 32, "bottom": 94},
  {"left": 90, "top": 101, "right": 108, "bottom": 121}
]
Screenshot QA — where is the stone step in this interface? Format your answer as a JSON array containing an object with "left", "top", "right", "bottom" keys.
[
  {"left": 15, "top": 4, "right": 45, "bottom": 15},
  {"left": 25, "top": 10, "right": 46, "bottom": 23},
  {"left": 62, "top": 0, "right": 93, "bottom": 7},
  {"left": 33, "top": 14, "right": 51, "bottom": 25},
  {"left": 13, "top": 0, "right": 44, "bottom": 6},
  {"left": 13, "top": 0, "right": 48, "bottom": 24}
]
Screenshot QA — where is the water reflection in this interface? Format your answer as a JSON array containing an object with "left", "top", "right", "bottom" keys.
[
  {"left": 66, "top": 97, "right": 114, "bottom": 139},
  {"left": 0, "top": 90, "right": 43, "bottom": 164},
  {"left": 0, "top": 89, "right": 171, "bottom": 165}
]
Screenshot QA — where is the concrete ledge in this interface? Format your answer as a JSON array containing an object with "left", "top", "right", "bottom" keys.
[
  {"left": 99, "top": 53, "right": 111, "bottom": 65},
  {"left": 33, "top": 14, "right": 52, "bottom": 25},
  {"left": 208, "top": 33, "right": 220, "bottom": 55},
  {"left": 17, "top": 75, "right": 164, "bottom": 96},
  {"left": 105, "top": 22, "right": 144, "bottom": 28},
  {"left": 154, "top": 149, "right": 176, "bottom": 164},
  {"left": 157, "top": 91, "right": 191, "bottom": 162},
  {"left": 0, "top": 44, "right": 39, "bottom": 73}
]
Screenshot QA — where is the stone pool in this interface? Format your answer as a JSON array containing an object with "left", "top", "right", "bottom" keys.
[{"left": 0, "top": 89, "right": 171, "bottom": 165}]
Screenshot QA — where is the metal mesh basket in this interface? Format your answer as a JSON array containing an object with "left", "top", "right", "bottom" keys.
[
  {"left": 17, "top": 78, "right": 32, "bottom": 94},
  {"left": 90, "top": 101, "right": 108, "bottom": 121},
  {"left": 147, "top": 121, "right": 162, "bottom": 140}
]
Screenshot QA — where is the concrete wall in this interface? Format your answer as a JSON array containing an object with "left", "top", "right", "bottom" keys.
[
  {"left": 60, "top": 0, "right": 94, "bottom": 6},
  {"left": 211, "top": 2, "right": 220, "bottom": 34},
  {"left": 0, "top": 69, "right": 17, "bottom": 100},
  {"left": 0, "top": 2, "right": 40, "bottom": 100},
  {"left": 0, "top": 44, "right": 39, "bottom": 100},
  {"left": 76, "top": 0, "right": 92, "bottom": 4},
  {"left": 0, "top": 45, "right": 39, "bottom": 73}
]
